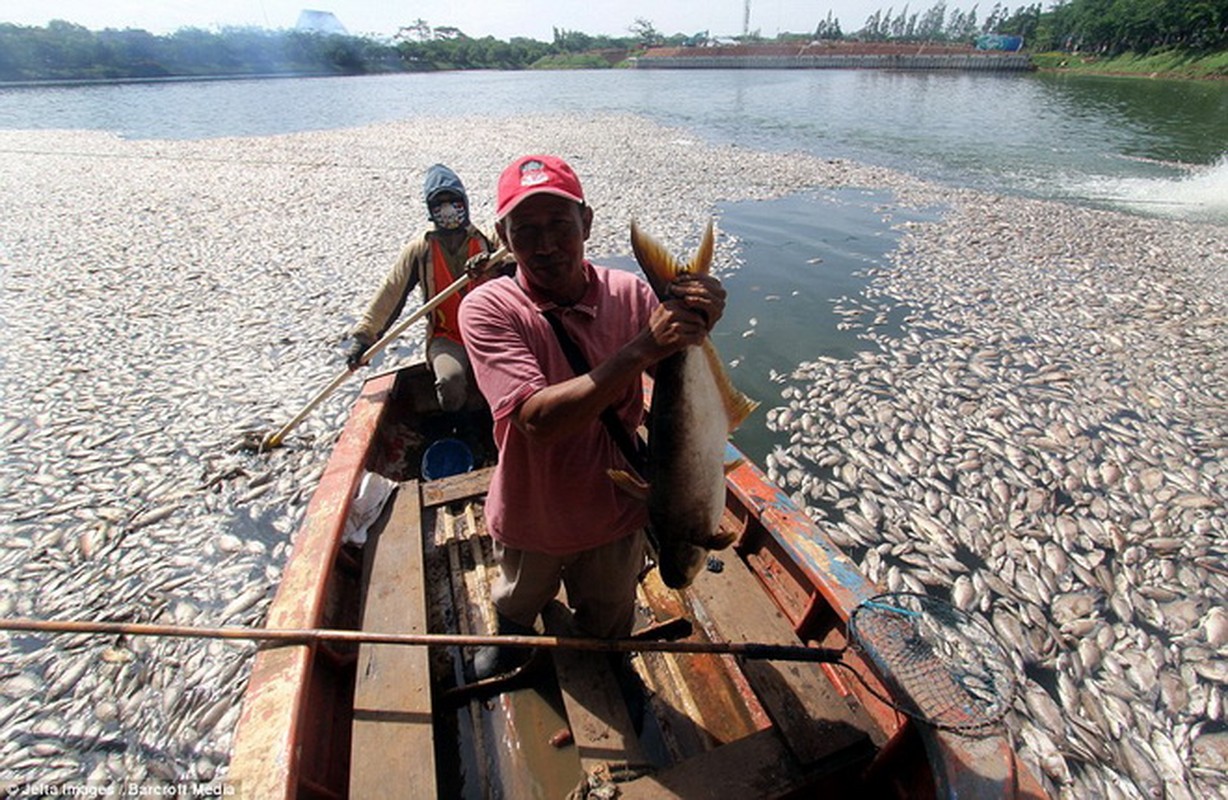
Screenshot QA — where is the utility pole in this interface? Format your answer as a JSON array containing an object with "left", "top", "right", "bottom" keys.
[{"left": 743, "top": 0, "right": 751, "bottom": 36}]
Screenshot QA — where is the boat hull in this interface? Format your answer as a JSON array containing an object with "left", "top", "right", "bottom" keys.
[{"left": 227, "top": 363, "right": 1048, "bottom": 799}]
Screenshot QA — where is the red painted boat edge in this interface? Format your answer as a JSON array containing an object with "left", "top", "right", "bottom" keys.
[{"left": 226, "top": 373, "right": 395, "bottom": 797}]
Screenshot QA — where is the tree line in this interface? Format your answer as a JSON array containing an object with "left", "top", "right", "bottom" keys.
[
  {"left": 0, "top": 21, "right": 403, "bottom": 81},
  {"left": 826, "top": 0, "right": 1226, "bottom": 54},
  {"left": 1, "top": 2, "right": 1224, "bottom": 83},
  {"left": 0, "top": 18, "right": 682, "bottom": 81}
]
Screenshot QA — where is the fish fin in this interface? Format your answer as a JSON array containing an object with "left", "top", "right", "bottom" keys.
[
  {"left": 630, "top": 219, "right": 682, "bottom": 300},
  {"left": 607, "top": 469, "right": 650, "bottom": 501},
  {"left": 723, "top": 459, "right": 743, "bottom": 475},
  {"left": 701, "top": 339, "right": 760, "bottom": 432}
]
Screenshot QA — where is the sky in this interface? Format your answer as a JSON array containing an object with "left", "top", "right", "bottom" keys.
[{"left": 0, "top": 0, "right": 976, "bottom": 42}]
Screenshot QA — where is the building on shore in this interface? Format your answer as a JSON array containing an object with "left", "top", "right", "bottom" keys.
[{"left": 296, "top": 10, "right": 347, "bottom": 35}]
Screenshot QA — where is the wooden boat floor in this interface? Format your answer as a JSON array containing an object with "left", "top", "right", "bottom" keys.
[
  {"left": 542, "top": 602, "right": 650, "bottom": 778},
  {"left": 352, "top": 469, "right": 881, "bottom": 797},
  {"left": 351, "top": 480, "right": 435, "bottom": 799}
]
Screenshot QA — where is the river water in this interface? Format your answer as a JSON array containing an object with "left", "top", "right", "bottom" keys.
[{"left": 2, "top": 69, "right": 1226, "bottom": 222}]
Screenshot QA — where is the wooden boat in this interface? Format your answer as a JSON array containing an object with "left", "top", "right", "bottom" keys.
[{"left": 227, "top": 361, "right": 1048, "bottom": 798}]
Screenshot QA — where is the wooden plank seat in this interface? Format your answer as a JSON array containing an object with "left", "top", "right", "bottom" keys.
[
  {"left": 420, "top": 466, "right": 494, "bottom": 508},
  {"left": 350, "top": 480, "right": 436, "bottom": 799},
  {"left": 619, "top": 728, "right": 800, "bottom": 798},
  {"left": 687, "top": 549, "right": 878, "bottom": 766}
]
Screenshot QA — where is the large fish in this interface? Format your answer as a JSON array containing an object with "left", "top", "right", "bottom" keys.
[{"left": 612, "top": 220, "right": 758, "bottom": 588}]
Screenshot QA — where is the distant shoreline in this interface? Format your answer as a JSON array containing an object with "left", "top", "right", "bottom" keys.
[
  {"left": 8, "top": 66, "right": 1220, "bottom": 92},
  {"left": 1030, "top": 50, "right": 1228, "bottom": 82},
  {"left": 5, "top": 45, "right": 1225, "bottom": 88},
  {"left": 1036, "top": 66, "right": 1228, "bottom": 83},
  {"left": 0, "top": 71, "right": 373, "bottom": 90}
]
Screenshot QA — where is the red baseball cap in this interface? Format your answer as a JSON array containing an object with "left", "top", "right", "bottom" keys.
[{"left": 495, "top": 155, "right": 585, "bottom": 221}]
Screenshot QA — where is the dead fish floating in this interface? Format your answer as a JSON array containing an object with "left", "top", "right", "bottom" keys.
[{"left": 611, "top": 220, "right": 758, "bottom": 588}]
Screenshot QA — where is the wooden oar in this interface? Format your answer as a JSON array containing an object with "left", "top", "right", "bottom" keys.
[
  {"left": 257, "top": 245, "right": 509, "bottom": 450},
  {"left": 0, "top": 616, "right": 838, "bottom": 663}
]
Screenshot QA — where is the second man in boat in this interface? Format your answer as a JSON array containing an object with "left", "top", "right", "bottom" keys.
[{"left": 346, "top": 163, "right": 510, "bottom": 413}]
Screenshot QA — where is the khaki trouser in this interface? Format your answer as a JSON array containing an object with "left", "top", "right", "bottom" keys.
[
  {"left": 426, "top": 335, "right": 474, "bottom": 412},
  {"left": 491, "top": 529, "right": 647, "bottom": 639}
]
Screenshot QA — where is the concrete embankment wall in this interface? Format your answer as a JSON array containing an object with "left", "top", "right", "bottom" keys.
[{"left": 635, "top": 53, "right": 1033, "bottom": 71}]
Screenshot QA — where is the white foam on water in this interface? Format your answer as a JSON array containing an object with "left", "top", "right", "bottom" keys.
[{"left": 1078, "top": 154, "right": 1228, "bottom": 223}]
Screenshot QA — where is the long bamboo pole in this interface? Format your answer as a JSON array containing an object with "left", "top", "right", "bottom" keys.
[
  {"left": 0, "top": 617, "right": 842, "bottom": 663},
  {"left": 260, "top": 245, "right": 509, "bottom": 450}
]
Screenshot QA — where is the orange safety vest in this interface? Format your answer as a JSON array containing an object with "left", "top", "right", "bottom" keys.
[{"left": 429, "top": 236, "right": 486, "bottom": 344}]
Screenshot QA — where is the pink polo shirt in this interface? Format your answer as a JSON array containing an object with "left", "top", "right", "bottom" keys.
[{"left": 459, "top": 262, "right": 656, "bottom": 555}]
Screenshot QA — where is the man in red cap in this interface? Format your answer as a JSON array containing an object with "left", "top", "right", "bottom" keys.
[{"left": 459, "top": 155, "right": 726, "bottom": 678}]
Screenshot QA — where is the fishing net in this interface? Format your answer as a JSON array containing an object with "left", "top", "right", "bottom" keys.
[{"left": 847, "top": 592, "right": 1018, "bottom": 733}]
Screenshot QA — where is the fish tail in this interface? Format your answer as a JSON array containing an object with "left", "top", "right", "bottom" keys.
[
  {"left": 701, "top": 339, "right": 760, "bottom": 432},
  {"left": 632, "top": 218, "right": 757, "bottom": 430},
  {"left": 630, "top": 219, "right": 681, "bottom": 300},
  {"left": 630, "top": 219, "right": 717, "bottom": 297},
  {"left": 687, "top": 220, "right": 715, "bottom": 276}
]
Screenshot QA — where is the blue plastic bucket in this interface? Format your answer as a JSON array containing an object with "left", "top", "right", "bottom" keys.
[{"left": 421, "top": 438, "right": 474, "bottom": 481}]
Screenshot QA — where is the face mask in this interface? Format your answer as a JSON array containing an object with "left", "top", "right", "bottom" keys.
[{"left": 430, "top": 200, "right": 468, "bottom": 230}]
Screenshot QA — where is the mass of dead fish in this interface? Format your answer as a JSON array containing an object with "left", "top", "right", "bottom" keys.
[{"left": 762, "top": 195, "right": 1227, "bottom": 799}]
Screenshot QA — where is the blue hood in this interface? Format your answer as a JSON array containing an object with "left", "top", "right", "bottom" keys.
[{"left": 423, "top": 164, "right": 467, "bottom": 208}]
